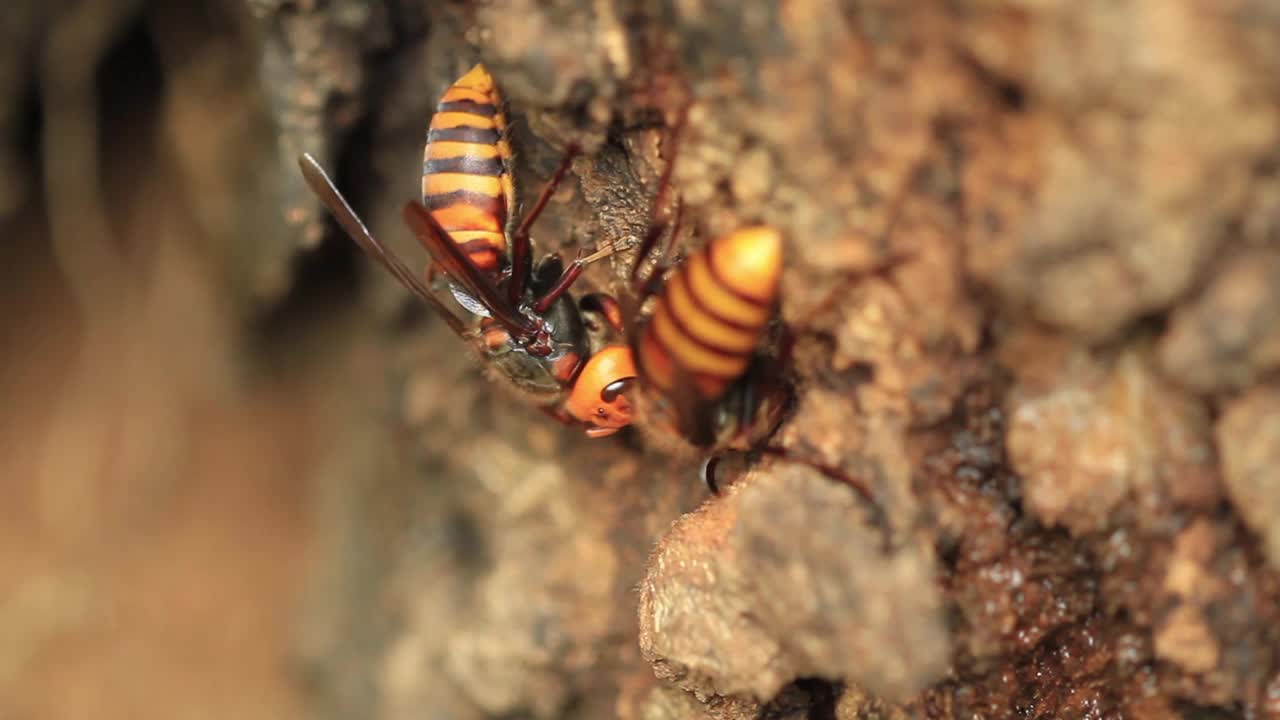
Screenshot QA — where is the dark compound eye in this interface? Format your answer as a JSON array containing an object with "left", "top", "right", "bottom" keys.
[
  {"left": 600, "top": 376, "right": 636, "bottom": 403},
  {"left": 596, "top": 407, "right": 607, "bottom": 417}
]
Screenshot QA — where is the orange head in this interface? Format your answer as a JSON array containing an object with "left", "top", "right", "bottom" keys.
[{"left": 565, "top": 346, "right": 637, "bottom": 438}]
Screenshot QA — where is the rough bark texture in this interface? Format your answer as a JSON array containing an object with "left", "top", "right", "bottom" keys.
[
  {"left": 279, "top": 1, "right": 1280, "bottom": 717},
  {"left": 6, "top": 0, "right": 1280, "bottom": 719}
]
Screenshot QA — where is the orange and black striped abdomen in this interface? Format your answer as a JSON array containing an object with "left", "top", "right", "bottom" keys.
[
  {"left": 638, "top": 227, "right": 783, "bottom": 400},
  {"left": 422, "top": 64, "right": 516, "bottom": 273}
]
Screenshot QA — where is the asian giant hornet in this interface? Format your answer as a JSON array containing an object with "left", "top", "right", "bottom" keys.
[
  {"left": 614, "top": 164, "right": 796, "bottom": 490},
  {"left": 627, "top": 225, "right": 791, "bottom": 457},
  {"left": 596, "top": 108, "right": 881, "bottom": 506},
  {"left": 297, "top": 64, "right": 636, "bottom": 438}
]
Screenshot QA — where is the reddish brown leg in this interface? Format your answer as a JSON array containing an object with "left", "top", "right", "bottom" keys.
[
  {"left": 633, "top": 201, "right": 685, "bottom": 305},
  {"left": 629, "top": 106, "right": 689, "bottom": 292},
  {"left": 531, "top": 242, "right": 620, "bottom": 314},
  {"left": 702, "top": 445, "right": 888, "bottom": 543},
  {"left": 509, "top": 144, "right": 581, "bottom": 306},
  {"left": 793, "top": 154, "right": 927, "bottom": 324},
  {"left": 578, "top": 293, "right": 626, "bottom": 334},
  {"left": 760, "top": 446, "right": 891, "bottom": 548},
  {"left": 755, "top": 446, "right": 875, "bottom": 505}
]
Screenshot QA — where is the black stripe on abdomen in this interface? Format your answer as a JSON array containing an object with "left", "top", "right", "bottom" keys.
[
  {"left": 424, "top": 156, "right": 505, "bottom": 177},
  {"left": 427, "top": 126, "right": 501, "bottom": 144},
  {"left": 438, "top": 100, "right": 498, "bottom": 117},
  {"left": 423, "top": 189, "right": 505, "bottom": 215}
]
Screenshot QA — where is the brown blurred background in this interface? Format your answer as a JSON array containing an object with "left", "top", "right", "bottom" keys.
[{"left": 0, "top": 2, "right": 337, "bottom": 717}]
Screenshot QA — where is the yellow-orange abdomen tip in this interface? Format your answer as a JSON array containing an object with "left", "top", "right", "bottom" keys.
[
  {"left": 712, "top": 226, "right": 783, "bottom": 303},
  {"left": 454, "top": 64, "right": 495, "bottom": 91}
]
